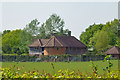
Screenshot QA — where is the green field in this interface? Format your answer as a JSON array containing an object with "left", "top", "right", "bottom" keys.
[{"left": 1, "top": 60, "right": 119, "bottom": 75}]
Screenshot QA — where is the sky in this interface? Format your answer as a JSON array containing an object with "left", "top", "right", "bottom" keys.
[{"left": 1, "top": 1, "right": 118, "bottom": 39}]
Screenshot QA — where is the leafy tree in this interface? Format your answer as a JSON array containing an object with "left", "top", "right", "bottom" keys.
[
  {"left": 2, "top": 30, "right": 22, "bottom": 54},
  {"left": 38, "top": 14, "right": 69, "bottom": 39},
  {"left": 80, "top": 19, "right": 120, "bottom": 54},
  {"left": 0, "top": 32, "right": 2, "bottom": 37},
  {"left": 37, "top": 23, "right": 47, "bottom": 39},
  {"left": 25, "top": 19, "right": 40, "bottom": 36},
  {"left": 94, "top": 31, "right": 109, "bottom": 53},
  {"left": 20, "top": 19, "right": 40, "bottom": 51},
  {"left": 116, "top": 37, "right": 120, "bottom": 48},
  {"left": 80, "top": 24, "right": 103, "bottom": 47},
  {"left": 2, "top": 30, "right": 11, "bottom": 36}
]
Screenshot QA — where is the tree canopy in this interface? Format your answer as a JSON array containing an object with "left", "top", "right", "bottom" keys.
[
  {"left": 2, "top": 30, "right": 23, "bottom": 54},
  {"left": 80, "top": 19, "right": 120, "bottom": 54},
  {"left": 37, "top": 14, "right": 69, "bottom": 39}
]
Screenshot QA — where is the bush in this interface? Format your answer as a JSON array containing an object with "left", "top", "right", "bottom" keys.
[{"left": 2, "top": 54, "right": 37, "bottom": 62}]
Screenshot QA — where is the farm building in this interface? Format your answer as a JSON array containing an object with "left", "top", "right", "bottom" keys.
[
  {"left": 104, "top": 46, "right": 120, "bottom": 58},
  {"left": 29, "top": 35, "right": 87, "bottom": 56}
]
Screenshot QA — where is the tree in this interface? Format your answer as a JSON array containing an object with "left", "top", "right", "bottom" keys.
[
  {"left": 0, "top": 32, "right": 2, "bottom": 37},
  {"left": 2, "top": 30, "right": 11, "bottom": 36},
  {"left": 37, "top": 23, "right": 47, "bottom": 39},
  {"left": 24, "top": 19, "right": 40, "bottom": 36},
  {"left": 19, "top": 19, "right": 40, "bottom": 54},
  {"left": 2, "top": 30, "right": 22, "bottom": 54},
  {"left": 38, "top": 14, "right": 69, "bottom": 39},
  {"left": 80, "top": 24, "right": 103, "bottom": 47},
  {"left": 20, "top": 19, "right": 40, "bottom": 47},
  {"left": 116, "top": 37, "right": 120, "bottom": 48},
  {"left": 94, "top": 31, "right": 109, "bottom": 53},
  {"left": 89, "top": 30, "right": 109, "bottom": 54},
  {"left": 80, "top": 19, "right": 120, "bottom": 54}
]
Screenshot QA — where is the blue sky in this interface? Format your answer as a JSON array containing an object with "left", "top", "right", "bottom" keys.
[{"left": 1, "top": 2, "right": 118, "bottom": 39}]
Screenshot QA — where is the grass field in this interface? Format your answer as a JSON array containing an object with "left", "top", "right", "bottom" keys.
[{"left": 1, "top": 60, "right": 119, "bottom": 75}]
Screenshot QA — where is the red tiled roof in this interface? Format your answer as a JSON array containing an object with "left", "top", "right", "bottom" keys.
[{"left": 104, "top": 46, "right": 120, "bottom": 54}]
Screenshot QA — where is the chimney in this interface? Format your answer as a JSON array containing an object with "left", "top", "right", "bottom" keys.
[{"left": 68, "top": 30, "right": 71, "bottom": 36}]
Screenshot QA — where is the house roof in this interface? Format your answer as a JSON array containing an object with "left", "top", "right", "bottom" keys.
[
  {"left": 29, "top": 39, "right": 49, "bottom": 47},
  {"left": 29, "top": 35, "right": 87, "bottom": 48},
  {"left": 104, "top": 46, "right": 120, "bottom": 54},
  {"left": 44, "top": 36, "right": 87, "bottom": 48}
]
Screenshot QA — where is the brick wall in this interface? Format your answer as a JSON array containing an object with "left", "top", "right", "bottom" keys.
[
  {"left": 66, "top": 47, "right": 87, "bottom": 55},
  {"left": 44, "top": 47, "right": 66, "bottom": 55}
]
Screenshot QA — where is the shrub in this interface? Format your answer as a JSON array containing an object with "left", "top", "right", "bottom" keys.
[{"left": 2, "top": 54, "right": 37, "bottom": 62}]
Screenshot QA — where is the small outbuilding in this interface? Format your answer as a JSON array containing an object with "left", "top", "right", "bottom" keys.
[{"left": 104, "top": 46, "right": 120, "bottom": 58}]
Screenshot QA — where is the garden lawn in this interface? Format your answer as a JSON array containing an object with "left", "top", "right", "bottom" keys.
[{"left": 1, "top": 60, "right": 119, "bottom": 75}]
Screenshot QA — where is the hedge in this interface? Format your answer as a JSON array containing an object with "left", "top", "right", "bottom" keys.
[
  {"left": 0, "top": 54, "right": 118, "bottom": 62},
  {"left": 1, "top": 54, "right": 37, "bottom": 62}
]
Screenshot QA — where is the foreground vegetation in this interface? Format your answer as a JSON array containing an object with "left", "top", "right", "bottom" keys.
[
  {"left": 1, "top": 55, "right": 119, "bottom": 79},
  {"left": 2, "top": 60, "right": 118, "bottom": 75},
  {"left": 1, "top": 66, "right": 119, "bottom": 79}
]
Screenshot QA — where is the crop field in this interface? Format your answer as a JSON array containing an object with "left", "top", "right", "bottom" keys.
[{"left": 1, "top": 60, "right": 119, "bottom": 75}]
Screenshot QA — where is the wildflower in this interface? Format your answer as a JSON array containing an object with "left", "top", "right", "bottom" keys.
[
  {"left": 34, "top": 76, "right": 37, "bottom": 78},
  {"left": 17, "top": 67, "right": 20, "bottom": 71},
  {"left": 22, "top": 65, "right": 24, "bottom": 69}
]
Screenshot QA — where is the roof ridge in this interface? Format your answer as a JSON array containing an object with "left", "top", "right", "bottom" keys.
[
  {"left": 54, "top": 36, "right": 63, "bottom": 47},
  {"left": 44, "top": 36, "right": 54, "bottom": 47}
]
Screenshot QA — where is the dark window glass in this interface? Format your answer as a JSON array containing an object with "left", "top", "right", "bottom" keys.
[
  {"left": 57, "top": 47, "right": 59, "bottom": 50},
  {"left": 35, "top": 47, "right": 38, "bottom": 50}
]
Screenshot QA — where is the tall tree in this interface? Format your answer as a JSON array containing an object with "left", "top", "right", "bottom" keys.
[
  {"left": 20, "top": 19, "right": 40, "bottom": 45},
  {"left": 38, "top": 14, "right": 69, "bottom": 39},
  {"left": 2, "top": 30, "right": 22, "bottom": 54},
  {"left": 2, "top": 30, "right": 11, "bottom": 36},
  {"left": 80, "top": 24, "right": 103, "bottom": 47},
  {"left": 81, "top": 19, "right": 120, "bottom": 54},
  {"left": 94, "top": 31, "right": 109, "bottom": 53},
  {"left": 24, "top": 19, "right": 40, "bottom": 36}
]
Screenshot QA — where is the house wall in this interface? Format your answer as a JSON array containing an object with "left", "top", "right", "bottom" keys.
[
  {"left": 44, "top": 47, "right": 87, "bottom": 55},
  {"left": 29, "top": 47, "right": 43, "bottom": 55},
  {"left": 111, "top": 54, "right": 120, "bottom": 59},
  {"left": 44, "top": 47, "right": 66, "bottom": 55},
  {"left": 66, "top": 47, "right": 87, "bottom": 55}
]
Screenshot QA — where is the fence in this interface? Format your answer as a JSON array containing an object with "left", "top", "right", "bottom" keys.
[
  {"left": 0, "top": 54, "right": 119, "bottom": 62},
  {"left": 37, "top": 54, "right": 106, "bottom": 62}
]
